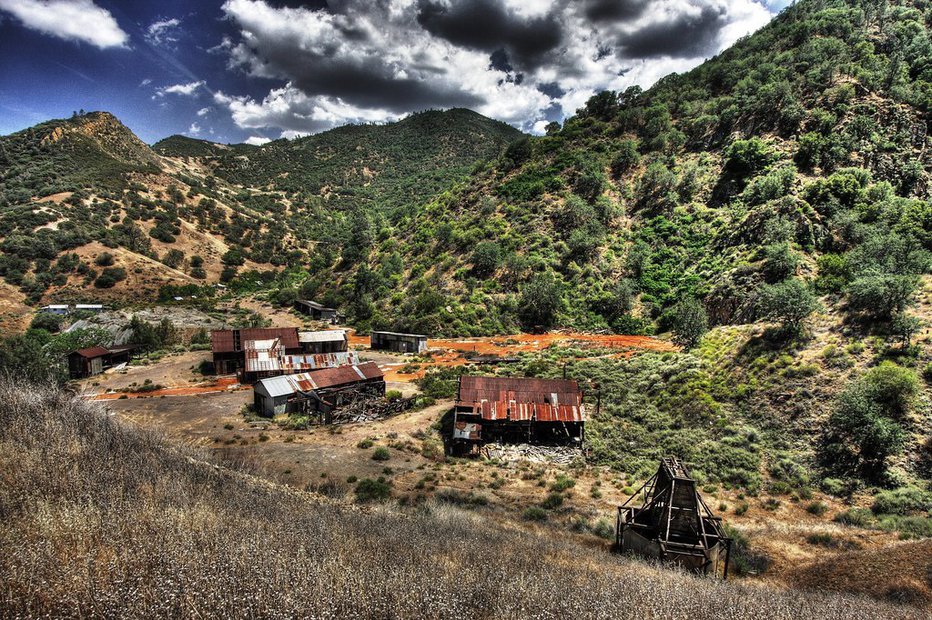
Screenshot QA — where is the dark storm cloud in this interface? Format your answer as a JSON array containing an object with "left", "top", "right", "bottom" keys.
[
  {"left": 217, "top": 0, "right": 774, "bottom": 136},
  {"left": 617, "top": 4, "right": 729, "bottom": 59},
  {"left": 416, "top": 0, "right": 562, "bottom": 70},
  {"left": 582, "top": 0, "right": 648, "bottom": 22}
]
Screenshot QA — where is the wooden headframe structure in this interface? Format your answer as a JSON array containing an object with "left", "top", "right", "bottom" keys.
[{"left": 615, "top": 457, "right": 732, "bottom": 578}]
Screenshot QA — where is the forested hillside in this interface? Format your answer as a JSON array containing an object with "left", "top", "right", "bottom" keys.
[
  {"left": 0, "top": 108, "right": 521, "bottom": 307},
  {"left": 318, "top": 0, "right": 931, "bottom": 336}
]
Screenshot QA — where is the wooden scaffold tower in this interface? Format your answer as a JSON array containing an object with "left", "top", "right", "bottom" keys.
[{"left": 615, "top": 457, "right": 732, "bottom": 578}]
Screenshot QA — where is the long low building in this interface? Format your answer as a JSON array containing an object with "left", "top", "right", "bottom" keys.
[
  {"left": 453, "top": 375, "right": 586, "bottom": 445},
  {"left": 370, "top": 330, "right": 428, "bottom": 354},
  {"left": 299, "top": 329, "right": 348, "bottom": 354},
  {"left": 253, "top": 362, "right": 385, "bottom": 418}
]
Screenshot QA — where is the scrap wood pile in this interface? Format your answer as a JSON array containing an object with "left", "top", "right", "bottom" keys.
[
  {"left": 482, "top": 442, "right": 582, "bottom": 465},
  {"left": 329, "top": 395, "right": 415, "bottom": 424}
]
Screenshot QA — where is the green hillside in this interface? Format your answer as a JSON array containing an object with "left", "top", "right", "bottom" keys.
[
  {"left": 202, "top": 108, "right": 524, "bottom": 214},
  {"left": 317, "top": 0, "right": 930, "bottom": 336},
  {"left": 0, "top": 111, "right": 160, "bottom": 205}
]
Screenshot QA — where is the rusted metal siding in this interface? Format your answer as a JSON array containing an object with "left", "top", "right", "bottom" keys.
[{"left": 211, "top": 328, "right": 300, "bottom": 353}]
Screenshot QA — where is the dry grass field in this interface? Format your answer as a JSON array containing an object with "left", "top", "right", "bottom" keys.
[{"left": 0, "top": 379, "right": 926, "bottom": 619}]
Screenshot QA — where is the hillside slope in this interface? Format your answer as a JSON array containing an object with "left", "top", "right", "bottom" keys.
[
  {"left": 326, "top": 0, "right": 931, "bottom": 335},
  {"left": 0, "top": 109, "right": 522, "bottom": 306},
  {"left": 0, "top": 379, "right": 924, "bottom": 618}
]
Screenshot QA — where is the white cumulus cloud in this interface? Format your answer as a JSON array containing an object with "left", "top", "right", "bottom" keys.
[
  {"left": 156, "top": 80, "right": 205, "bottom": 97},
  {"left": 244, "top": 136, "right": 272, "bottom": 146},
  {"left": 0, "top": 0, "right": 128, "bottom": 49}
]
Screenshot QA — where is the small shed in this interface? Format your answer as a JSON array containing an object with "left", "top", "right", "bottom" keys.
[
  {"left": 616, "top": 457, "right": 732, "bottom": 577},
  {"left": 370, "top": 331, "right": 428, "bottom": 354},
  {"left": 253, "top": 362, "right": 384, "bottom": 418},
  {"left": 298, "top": 329, "right": 348, "bottom": 354},
  {"left": 68, "top": 346, "right": 110, "bottom": 378},
  {"left": 294, "top": 300, "right": 338, "bottom": 323},
  {"left": 74, "top": 304, "right": 105, "bottom": 313},
  {"left": 40, "top": 304, "right": 70, "bottom": 316}
]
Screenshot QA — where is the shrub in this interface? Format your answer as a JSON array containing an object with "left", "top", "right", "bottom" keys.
[
  {"left": 550, "top": 475, "right": 576, "bottom": 492},
  {"left": 758, "top": 278, "right": 819, "bottom": 331},
  {"left": 357, "top": 439, "right": 374, "bottom": 449},
  {"left": 385, "top": 389, "right": 403, "bottom": 401},
  {"left": 354, "top": 478, "right": 390, "bottom": 503},
  {"left": 806, "top": 501, "right": 828, "bottom": 516},
  {"left": 541, "top": 492, "right": 565, "bottom": 510},
  {"left": 669, "top": 297, "right": 708, "bottom": 350},
  {"left": 871, "top": 487, "right": 932, "bottom": 516},
  {"left": 371, "top": 447, "right": 391, "bottom": 461},
  {"left": 94, "top": 266, "right": 126, "bottom": 289},
  {"left": 523, "top": 506, "right": 547, "bottom": 521},
  {"left": 94, "top": 252, "right": 114, "bottom": 267}
]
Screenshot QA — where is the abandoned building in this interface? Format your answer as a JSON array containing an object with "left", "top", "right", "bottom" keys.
[
  {"left": 452, "top": 376, "right": 586, "bottom": 446},
  {"left": 39, "top": 304, "right": 70, "bottom": 315},
  {"left": 253, "top": 361, "right": 385, "bottom": 418},
  {"left": 299, "top": 329, "right": 348, "bottom": 354},
  {"left": 616, "top": 457, "right": 732, "bottom": 578},
  {"left": 67, "top": 345, "right": 137, "bottom": 379},
  {"left": 294, "top": 300, "right": 338, "bottom": 323},
  {"left": 210, "top": 327, "right": 302, "bottom": 375},
  {"left": 370, "top": 330, "right": 428, "bottom": 354},
  {"left": 243, "top": 335, "right": 360, "bottom": 382}
]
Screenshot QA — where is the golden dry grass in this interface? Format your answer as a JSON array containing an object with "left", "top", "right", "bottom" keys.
[{"left": 0, "top": 379, "right": 925, "bottom": 619}]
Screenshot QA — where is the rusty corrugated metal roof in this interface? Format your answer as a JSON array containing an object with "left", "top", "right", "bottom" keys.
[
  {"left": 254, "top": 362, "right": 383, "bottom": 398},
  {"left": 73, "top": 346, "right": 110, "bottom": 358},
  {"left": 456, "top": 376, "right": 586, "bottom": 423}
]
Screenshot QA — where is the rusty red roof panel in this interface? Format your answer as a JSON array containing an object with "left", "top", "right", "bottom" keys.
[
  {"left": 302, "top": 361, "right": 383, "bottom": 390},
  {"left": 74, "top": 346, "right": 110, "bottom": 358},
  {"left": 457, "top": 376, "right": 586, "bottom": 423}
]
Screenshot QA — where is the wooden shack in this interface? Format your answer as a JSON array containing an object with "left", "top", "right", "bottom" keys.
[
  {"left": 452, "top": 375, "right": 586, "bottom": 446},
  {"left": 294, "top": 300, "right": 338, "bottom": 323},
  {"left": 253, "top": 362, "right": 385, "bottom": 418},
  {"left": 298, "top": 330, "right": 348, "bottom": 354},
  {"left": 67, "top": 345, "right": 137, "bottom": 379},
  {"left": 616, "top": 457, "right": 732, "bottom": 577},
  {"left": 370, "top": 331, "right": 427, "bottom": 354}
]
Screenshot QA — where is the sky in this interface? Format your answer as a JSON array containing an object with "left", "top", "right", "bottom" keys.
[{"left": 0, "top": 0, "right": 793, "bottom": 145}]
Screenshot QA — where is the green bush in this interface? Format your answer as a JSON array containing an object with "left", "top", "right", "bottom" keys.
[
  {"left": 871, "top": 487, "right": 932, "bottom": 516},
  {"left": 354, "top": 478, "right": 390, "bottom": 503},
  {"left": 371, "top": 447, "right": 391, "bottom": 461},
  {"left": 541, "top": 492, "right": 565, "bottom": 510},
  {"left": 523, "top": 506, "right": 548, "bottom": 521}
]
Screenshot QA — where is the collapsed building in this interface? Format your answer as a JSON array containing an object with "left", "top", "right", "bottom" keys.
[
  {"left": 67, "top": 345, "right": 138, "bottom": 379},
  {"left": 243, "top": 336, "right": 359, "bottom": 383},
  {"left": 616, "top": 457, "right": 732, "bottom": 578},
  {"left": 370, "top": 331, "right": 428, "bottom": 354},
  {"left": 452, "top": 376, "right": 586, "bottom": 447},
  {"left": 253, "top": 361, "right": 385, "bottom": 418}
]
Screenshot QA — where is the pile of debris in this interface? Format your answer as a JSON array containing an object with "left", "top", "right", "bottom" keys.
[
  {"left": 328, "top": 395, "right": 415, "bottom": 424},
  {"left": 481, "top": 442, "right": 582, "bottom": 465}
]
